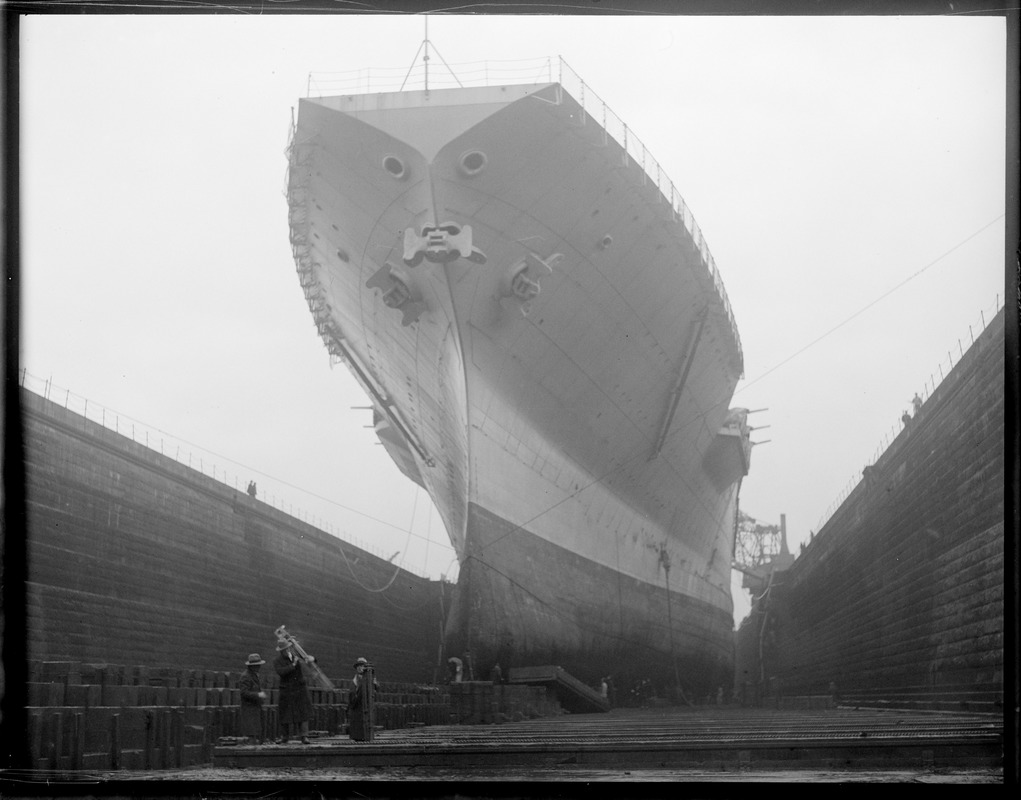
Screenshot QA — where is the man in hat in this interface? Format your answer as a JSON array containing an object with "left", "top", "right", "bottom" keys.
[
  {"left": 238, "top": 653, "right": 268, "bottom": 744},
  {"left": 273, "top": 638, "right": 313, "bottom": 744},
  {"left": 347, "top": 657, "right": 380, "bottom": 741}
]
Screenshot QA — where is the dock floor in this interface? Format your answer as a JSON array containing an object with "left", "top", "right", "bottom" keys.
[{"left": 207, "top": 706, "right": 1002, "bottom": 777}]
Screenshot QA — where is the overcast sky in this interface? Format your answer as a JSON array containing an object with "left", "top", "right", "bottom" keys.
[{"left": 18, "top": 12, "right": 1007, "bottom": 625}]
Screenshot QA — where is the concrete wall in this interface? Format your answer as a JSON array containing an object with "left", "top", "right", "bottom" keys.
[
  {"left": 22, "top": 388, "right": 444, "bottom": 684},
  {"left": 735, "top": 309, "right": 1005, "bottom": 710}
]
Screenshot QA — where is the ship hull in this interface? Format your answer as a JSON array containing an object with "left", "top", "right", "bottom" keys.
[
  {"left": 287, "top": 77, "right": 749, "bottom": 696},
  {"left": 449, "top": 502, "right": 735, "bottom": 692}
]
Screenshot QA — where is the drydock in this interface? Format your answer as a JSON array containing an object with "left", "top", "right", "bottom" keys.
[{"left": 9, "top": 306, "right": 1006, "bottom": 781}]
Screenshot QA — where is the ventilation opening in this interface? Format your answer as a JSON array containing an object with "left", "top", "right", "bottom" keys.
[
  {"left": 382, "top": 155, "right": 407, "bottom": 180},
  {"left": 459, "top": 150, "right": 487, "bottom": 177}
]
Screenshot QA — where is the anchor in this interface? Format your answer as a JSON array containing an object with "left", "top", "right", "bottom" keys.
[
  {"left": 403, "top": 222, "right": 487, "bottom": 267},
  {"left": 497, "top": 251, "right": 562, "bottom": 317},
  {"left": 366, "top": 262, "right": 428, "bottom": 326}
]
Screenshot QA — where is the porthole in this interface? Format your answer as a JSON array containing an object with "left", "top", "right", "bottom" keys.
[
  {"left": 458, "top": 150, "right": 487, "bottom": 178},
  {"left": 382, "top": 154, "right": 407, "bottom": 180}
]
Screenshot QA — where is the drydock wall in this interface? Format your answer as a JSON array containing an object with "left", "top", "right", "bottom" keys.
[
  {"left": 21, "top": 388, "right": 444, "bottom": 684},
  {"left": 735, "top": 308, "right": 1005, "bottom": 710}
]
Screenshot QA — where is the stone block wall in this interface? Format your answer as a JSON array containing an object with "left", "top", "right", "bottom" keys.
[
  {"left": 25, "top": 658, "right": 454, "bottom": 770},
  {"left": 21, "top": 388, "right": 444, "bottom": 684},
  {"left": 735, "top": 309, "right": 1005, "bottom": 710}
]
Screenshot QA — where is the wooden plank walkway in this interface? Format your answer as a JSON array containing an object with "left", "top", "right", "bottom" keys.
[{"left": 212, "top": 706, "right": 1003, "bottom": 771}]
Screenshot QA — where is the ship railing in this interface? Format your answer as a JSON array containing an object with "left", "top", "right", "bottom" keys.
[
  {"left": 809, "top": 295, "right": 1004, "bottom": 537},
  {"left": 17, "top": 369, "right": 453, "bottom": 580},
  {"left": 305, "top": 56, "right": 558, "bottom": 96},
  {"left": 303, "top": 56, "right": 742, "bottom": 368},
  {"left": 554, "top": 58, "right": 742, "bottom": 368}
]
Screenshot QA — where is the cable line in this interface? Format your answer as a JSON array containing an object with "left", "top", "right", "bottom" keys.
[{"left": 736, "top": 213, "right": 1004, "bottom": 396}]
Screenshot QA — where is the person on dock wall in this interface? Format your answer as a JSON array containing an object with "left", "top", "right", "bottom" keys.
[
  {"left": 274, "top": 638, "right": 313, "bottom": 744},
  {"left": 348, "top": 657, "right": 380, "bottom": 741},
  {"left": 238, "top": 653, "right": 268, "bottom": 744}
]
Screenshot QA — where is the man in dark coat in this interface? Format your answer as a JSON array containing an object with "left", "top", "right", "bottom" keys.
[
  {"left": 238, "top": 653, "right": 267, "bottom": 744},
  {"left": 347, "top": 657, "right": 380, "bottom": 741},
  {"left": 274, "top": 638, "right": 313, "bottom": 744}
]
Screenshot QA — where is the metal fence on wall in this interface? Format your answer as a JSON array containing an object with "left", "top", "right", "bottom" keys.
[
  {"left": 811, "top": 295, "right": 1004, "bottom": 534},
  {"left": 18, "top": 370, "right": 448, "bottom": 580}
]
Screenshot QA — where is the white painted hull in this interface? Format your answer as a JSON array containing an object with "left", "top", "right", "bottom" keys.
[{"left": 287, "top": 80, "right": 750, "bottom": 691}]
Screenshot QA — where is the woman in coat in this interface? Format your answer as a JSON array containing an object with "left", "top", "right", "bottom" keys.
[
  {"left": 238, "top": 653, "right": 267, "bottom": 744},
  {"left": 273, "top": 638, "right": 313, "bottom": 744}
]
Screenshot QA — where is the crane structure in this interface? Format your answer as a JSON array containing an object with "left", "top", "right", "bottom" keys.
[{"left": 732, "top": 512, "right": 795, "bottom": 594}]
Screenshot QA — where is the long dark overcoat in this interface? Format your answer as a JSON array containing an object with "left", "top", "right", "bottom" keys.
[
  {"left": 347, "top": 673, "right": 379, "bottom": 741},
  {"left": 238, "top": 668, "right": 264, "bottom": 737},
  {"left": 274, "top": 653, "right": 313, "bottom": 725}
]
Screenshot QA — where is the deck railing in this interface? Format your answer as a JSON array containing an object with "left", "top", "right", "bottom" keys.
[{"left": 304, "top": 55, "right": 742, "bottom": 369}]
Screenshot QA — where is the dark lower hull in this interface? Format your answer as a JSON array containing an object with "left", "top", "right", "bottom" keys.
[{"left": 444, "top": 503, "right": 734, "bottom": 699}]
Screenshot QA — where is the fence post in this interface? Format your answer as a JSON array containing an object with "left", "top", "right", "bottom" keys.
[
  {"left": 143, "top": 710, "right": 155, "bottom": 770},
  {"left": 201, "top": 709, "right": 213, "bottom": 764},
  {"left": 72, "top": 712, "right": 84, "bottom": 769},
  {"left": 159, "top": 709, "right": 170, "bottom": 769},
  {"left": 110, "top": 713, "right": 121, "bottom": 770},
  {"left": 173, "top": 709, "right": 184, "bottom": 768},
  {"left": 48, "top": 711, "right": 62, "bottom": 769}
]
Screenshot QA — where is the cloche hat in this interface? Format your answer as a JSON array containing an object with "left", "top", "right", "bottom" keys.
[
  {"left": 245, "top": 653, "right": 266, "bottom": 666},
  {"left": 353, "top": 657, "right": 369, "bottom": 668}
]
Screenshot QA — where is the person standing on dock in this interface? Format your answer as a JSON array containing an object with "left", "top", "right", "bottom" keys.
[
  {"left": 447, "top": 656, "right": 463, "bottom": 683},
  {"left": 274, "top": 638, "right": 313, "bottom": 744},
  {"left": 348, "top": 657, "right": 380, "bottom": 741},
  {"left": 238, "top": 653, "right": 268, "bottom": 745}
]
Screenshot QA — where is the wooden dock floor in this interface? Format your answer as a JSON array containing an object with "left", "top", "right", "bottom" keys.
[{"left": 212, "top": 706, "right": 1003, "bottom": 772}]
